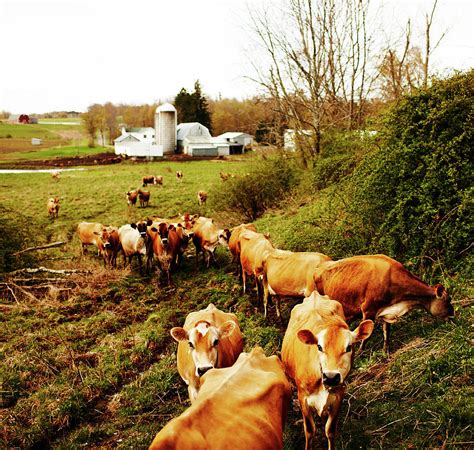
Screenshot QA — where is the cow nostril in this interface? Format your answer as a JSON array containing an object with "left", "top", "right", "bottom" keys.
[
  {"left": 323, "top": 372, "right": 341, "bottom": 386},
  {"left": 197, "top": 366, "right": 212, "bottom": 377}
]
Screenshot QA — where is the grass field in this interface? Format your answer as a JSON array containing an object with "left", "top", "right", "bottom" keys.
[
  {"left": 0, "top": 157, "right": 472, "bottom": 449},
  {"left": 0, "top": 145, "right": 111, "bottom": 163}
]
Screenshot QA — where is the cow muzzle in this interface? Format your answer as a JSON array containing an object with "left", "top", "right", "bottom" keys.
[
  {"left": 322, "top": 371, "right": 341, "bottom": 387},
  {"left": 197, "top": 365, "right": 213, "bottom": 377}
]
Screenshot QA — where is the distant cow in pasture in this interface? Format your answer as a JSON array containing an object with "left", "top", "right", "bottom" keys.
[
  {"left": 149, "top": 347, "right": 290, "bottom": 450},
  {"left": 192, "top": 217, "right": 231, "bottom": 268},
  {"left": 51, "top": 170, "right": 60, "bottom": 180},
  {"left": 170, "top": 303, "right": 244, "bottom": 402},
  {"left": 197, "top": 190, "right": 208, "bottom": 206},
  {"left": 118, "top": 219, "right": 152, "bottom": 274},
  {"left": 282, "top": 291, "right": 374, "bottom": 450},
  {"left": 262, "top": 249, "right": 332, "bottom": 319},
  {"left": 138, "top": 189, "right": 151, "bottom": 207},
  {"left": 176, "top": 170, "right": 183, "bottom": 182},
  {"left": 142, "top": 175, "right": 163, "bottom": 187},
  {"left": 126, "top": 190, "right": 138, "bottom": 207},
  {"left": 47, "top": 197, "right": 60, "bottom": 218},
  {"left": 307, "top": 254, "right": 455, "bottom": 354}
]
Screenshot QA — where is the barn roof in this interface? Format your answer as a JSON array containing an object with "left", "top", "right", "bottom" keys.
[
  {"left": 177, "top": 122, "right": 211, "bottom": 140},
  {"left": 216, "top": 132, "right": 254, "bottom": 140}
]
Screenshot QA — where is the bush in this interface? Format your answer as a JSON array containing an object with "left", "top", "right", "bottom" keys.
[
  {"left": 212, "top": 155, "right": 301, "bottom": 221},
  {"left": 349, "top": 70, "right": 473, "bottom": 273}
]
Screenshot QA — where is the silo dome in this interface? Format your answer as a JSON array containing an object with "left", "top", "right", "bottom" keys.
[{"left": 156, "top": 103, "right": 176, "bottom": 113}]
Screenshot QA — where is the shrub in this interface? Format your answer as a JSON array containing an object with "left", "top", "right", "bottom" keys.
[
  {"left": 212, "top": 154, "right": 301, "bottom": 221},
  {"left": 349, "top": 70, "right": 473, "bottom": 273}
]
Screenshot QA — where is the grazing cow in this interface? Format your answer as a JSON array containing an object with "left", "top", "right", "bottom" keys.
[
  {"left": 262, "top": 250, "right": 332, "bottom": 319},
  {"left": 77, "top": 222, "right": 108, "bottom": 256},
  {"left": 149, "top": 346, "right": 291, "bottom": 450},
  {"left": 142, "top": 175, "right": 163, "bottom": 187},
  {"left": 138, "top": 189, "right": 151, "bottom": 207},
  {"left": 197, "top": 190, "right": 208, "bottom": 206},
  {"left": 101, "top": 227, "right": 121, "bottom": 268},
  {"left": 282, "top": 291, "right": 374, "bottom": 450},
  {"left": 118, "top": 220, "right": 152, "bottom": 273},
  {"left": 228, "top": 223, "right": 257, "bottom": 273},
  {"left": 192, "top": 217, "right": 231, "bottom": 268},
  {"left": 51, "top": 170, "right": 60, "bottom": 180},
  {"left": 173, "top": 223, "right": 193, "bottom": 266},
  {"left": 126, "top": 190, "right": 138, "bottom": 207},
  {"left": 239, "top": 230, "right": 274, "bottom": 302},
  {"left": 176, "top": 170, "right": 183, "bottom": 182},
  {"left": 307, "top": 254, "right": 455, "bottom": 354},
  {"left": 170, "top": 303, "right": 244, "bottom": 402},
  {"left": 220, "top": 171, "right": 230, "bottom": 181},
  {"left": 47, "top": 197, "right": 60, "bottom": 218}
]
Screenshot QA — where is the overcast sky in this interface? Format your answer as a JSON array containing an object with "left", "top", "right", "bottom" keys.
[{"left": 1, "top": 0, "right": 472, "bottom": 114}]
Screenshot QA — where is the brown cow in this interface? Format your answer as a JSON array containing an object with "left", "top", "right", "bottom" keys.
[
  {"left": 282, "top": 291, "right": 374, "bottom": 450},
  {"left": 262, "top": 249, "right": 332, "bottom": 319},
  {"left": 118, "top": 220, "right": 152, "bottom": 274},
  {"left": 77, "top": 222, "right": 104, "bottom": 255},
  {"left": 176, "top": 170, "right": 183, "bottom": 182},
  {"left": 307, "top": 254, "right": 455, "bottom": 354},
  {"left": 47, "top": 197, "right": 60, "bottom": 218},
  {"left": 239, "top": 229, "right": 274, "bottom": 302},
  {"left": 149, "top": 346, "right": 291, "bottom": 450},
  {"left": 101, "top": 227, "right": 122, "bottom": 268},
  {"left": 228, "top": 223, "right": 257, "bottom": 273},
  {"left": 192, "top": 217, "right": 231, "bottom": 268},
  {"left": 142, "top": 175, "right": 163, "bottom": 187},
  {"left": 138, "top": 189, "right": 151, "bottom": 207},
  {"left": 51, "top": 170, "right": 60, "bottom": 180},
  {"left": 197, "top": 190, "right": 208, "bottom": 206},
  {"left": 170, "top": 303, "right": 244, "bottom": 402},
  {"left": 126, "top": 190, "right": 138, "bottom": 207}
]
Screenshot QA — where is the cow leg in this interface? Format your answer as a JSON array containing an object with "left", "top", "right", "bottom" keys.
[
  {"left": 383, "top": 321, "right": 391, "bottom": 356},
  {"left": 299, "top": 394, "right": 316, "bottom": 450},
  {"left": 325, "top": 398, "right": 342, "bottom": 450},
  {"left": 274, "top": 295, "right": 282, "bottom": 321},
  {"left": 242, "top": 269, "right": 247, "bottom": 294},
  {"left": 137, "top": 254, "right": 143, "bottom": 274}
]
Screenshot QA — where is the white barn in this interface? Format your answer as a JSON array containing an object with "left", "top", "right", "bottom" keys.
[
  {"left": 215, "top": 132, "right": 253, "bottom": 147},
  {"left": 114, "top": 127, "right": 163, "bottom": 158}
]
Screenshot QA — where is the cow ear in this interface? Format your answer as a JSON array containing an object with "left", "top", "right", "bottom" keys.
[
  {"left": 93, "top": 231, "right": 100, "bottom": 236},
  {"left": 169, "top": 224, "right": 175, "bottom": 231},
  {"left": 352, "top": 320, "right": 374, "bottom": 342},
  {"left": 297, "top": 329, "right": 317, "bottom": 345},
  {"left": 146, "top": 219, "right": 153, "bottom": 226},
  {"left": 130, "top": 223, "right": 137, "bottom": 229},
  {"left": 170, "top": 327, "right": 188, "bottom": 342},
  {"left": 150, "top": 227, "right": 157, "bottom": 232},
  {"left": 218, "top": 320, "right": 236, "bottom": 339}
]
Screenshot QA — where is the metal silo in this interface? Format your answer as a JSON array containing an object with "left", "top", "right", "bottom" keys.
[{"left": 155, "top": 103, "right": 177, "bottom": 155}]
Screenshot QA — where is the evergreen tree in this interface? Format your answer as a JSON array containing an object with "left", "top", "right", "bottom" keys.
[{"left": 174, "top": 81, "right": 213, "bottom": 132}]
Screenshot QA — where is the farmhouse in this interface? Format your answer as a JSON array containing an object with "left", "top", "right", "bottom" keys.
[{"left": 114, "top": 127, "right": 160, "bottom": 157}]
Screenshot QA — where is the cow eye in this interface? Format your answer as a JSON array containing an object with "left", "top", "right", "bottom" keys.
[
  {"left": 317, "top": 344, "right": 323, "bottom": 352},
  {"left": 188, "top": 342, "right": 194, "bottom": 349},
  {"left": 346, "top": 344, "right": 352, "bottom": 353},
  {"left": 213, "top": 339, "right": 219, "bottom": 346}
]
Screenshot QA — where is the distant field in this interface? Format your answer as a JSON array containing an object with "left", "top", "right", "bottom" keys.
[
  {"left": 0, "top": 145, "right": 112, "bottom": 162},
  {"left": 38, "top": 117, "right": 82, "bottom": 123},
  {"left": 0, "top": 123, "right": 59, "bottom": 140}
]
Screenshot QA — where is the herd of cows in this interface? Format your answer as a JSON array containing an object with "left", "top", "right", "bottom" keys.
[{"left": 66, "top": 174, "right": 455, "bottom": 449}]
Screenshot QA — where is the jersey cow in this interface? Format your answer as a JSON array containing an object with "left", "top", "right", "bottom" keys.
[
  {"left": 192, "top": 217, "right": 231, "bottom": 268},
  {"left": 239, "top": 230, "right": 274, "bottom": 303},
  {"left": 101, "top": 227, "right": 121, "bottom": 268},
  {"left": 262, "top": 250, "right": 332, "bottom": 319},
  {"left": 149, "top": 346, "right": 291, "bottom": 450},
  {"left": 228, "top": 223, "right": 257, "bottom": 274},
  {"left": 170, "top": 303, "right": 243, "bottom": 402},
  {"left": 307, "top": 254, "right": 455, "bottom": 354},
  {"left": 76, "top": 222, "right": 109, "bottom": 256},
  {"left": 47, "top": 197, "right": 60, "bottom": 218},
  {"left": 138, "top": 189, "right": 151, "bottom": 207},
  {"left": 118, "top": 220, "right": 152, "bottom": 274},
  {"left": 197, "top": 190, "right": 208, "bottom": 206},
  {"left": 126, "top": 190, "right": 138, "bottom": 207},
  {"left": 282, "top": 291, "right": 374, "bottom": 450},
  {"left": 142, "top": 175, "right": 163, "bottom": 187}
]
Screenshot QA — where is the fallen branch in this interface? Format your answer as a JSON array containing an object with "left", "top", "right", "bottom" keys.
[
  {"left": 8, "top": 266, "right": 91, "bottom": 277},
  {"left": 12, "top": 241, "right": 67, "bottom": 256}
]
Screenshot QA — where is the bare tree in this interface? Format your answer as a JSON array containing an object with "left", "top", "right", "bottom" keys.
[{"left": 248, "top": 0, "right": 377, "bottom": 164}]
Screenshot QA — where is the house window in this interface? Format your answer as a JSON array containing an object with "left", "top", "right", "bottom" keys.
[
  {"left": 144, "top": 135, "right": 147, "bottom": 138},
  {"left": 152, "top": 135, "right": 155, "bottom": 138}
]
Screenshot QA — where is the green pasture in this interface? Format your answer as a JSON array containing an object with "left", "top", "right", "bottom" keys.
[
  {"left": 0, "top": 122, "right": 60, "bottom": 140},
  {"left": 0, "top": 158, "right": 472, "bottom": 449},
  {"left": 0, "top": 145, "right": 111, "bottom": 163}
]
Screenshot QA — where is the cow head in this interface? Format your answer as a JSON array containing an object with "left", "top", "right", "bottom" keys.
[
  {"left": 171, "top": 320, "right": 236, "bottom": 377},
  {"left": 94, "top": 227, "right": 112, "bottom": 248},
  {"left": 132, "top": 219, "right": 152, "bottom": 238},
  {"left": 297, "top": 320, "right": 374, "bottom": 388},
  {"left": 428, "top": 284, "right": 454, "bottom": 319},
  {"left": 218, "top": 228, "right": 231, "bottom": 248}
]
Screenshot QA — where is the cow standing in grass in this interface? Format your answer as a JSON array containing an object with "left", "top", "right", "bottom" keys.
[{"left": 47, "top": 197, "right": 60, "bottom": 218}]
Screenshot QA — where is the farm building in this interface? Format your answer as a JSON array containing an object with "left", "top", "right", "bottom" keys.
[
  {"left": 114, "top": 127, "right": 162, "bottom": 158},
  {"left": 177, "top": 123, "right": 212, "bottom": 150},
  {"left": 155, "top": 103, "right": 177, "bottom": 155},
  {"left": 212, "top": 132, "right": 253, "bottom": 155}
]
